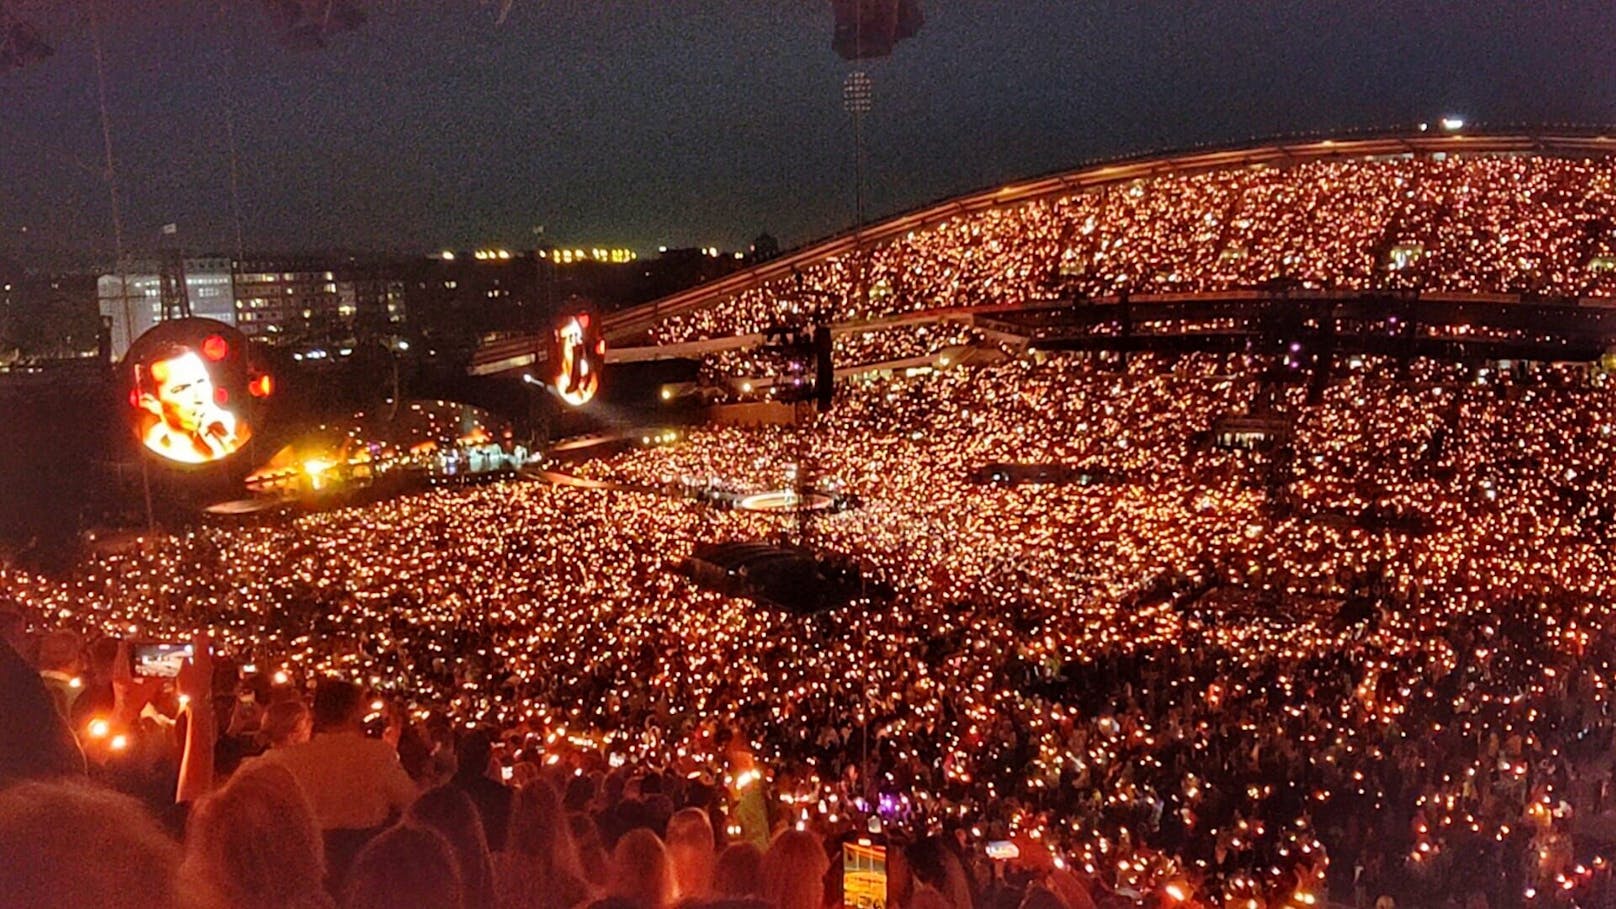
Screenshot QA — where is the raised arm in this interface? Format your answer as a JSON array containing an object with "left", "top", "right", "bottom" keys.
[{"left": 174, "top": 633, "right": 216, "bottom": 804}]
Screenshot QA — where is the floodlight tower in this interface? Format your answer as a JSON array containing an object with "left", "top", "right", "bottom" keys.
[
  {"left": 842, "top": 71, "right": 875, "bottom": 312},
  {"left": 837, "top": 66, "right": 877, "bottom": 383},
  {"left": 783, "top": 72, "right": 873, "bottom": 548},
  {"left": 843, "top": 71, "right": 873, "bottom": 230}
]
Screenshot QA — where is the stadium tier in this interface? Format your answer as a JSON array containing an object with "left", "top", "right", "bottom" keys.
[{"left": 605, "top": 131, "right": 1616, "bottom": 348}]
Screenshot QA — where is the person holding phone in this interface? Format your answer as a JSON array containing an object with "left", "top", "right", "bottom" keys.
[{"left": 130, "top": 642, "right": 194, "bottom": 680}]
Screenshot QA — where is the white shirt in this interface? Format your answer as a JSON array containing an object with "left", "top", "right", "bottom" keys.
[{"left": 253, "top": 731, "right": 417, "bottom": 830}]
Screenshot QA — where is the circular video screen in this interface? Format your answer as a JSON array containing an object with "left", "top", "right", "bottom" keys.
[
  {"left": 124, "top": 318, "right": 259, "bottom": 465},
  {"left": 551, "top": 312, "right": 605, "bottom": 407}
]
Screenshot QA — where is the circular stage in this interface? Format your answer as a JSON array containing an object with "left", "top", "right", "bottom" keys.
[{"left": 733, "top": 489, "right": 836, "bottom": 513}]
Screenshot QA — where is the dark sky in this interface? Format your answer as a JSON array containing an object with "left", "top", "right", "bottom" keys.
[{"left": 2, "top": 1, "right": 1614, "bottom": 268}]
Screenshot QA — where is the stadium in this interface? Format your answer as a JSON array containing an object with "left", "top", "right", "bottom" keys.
[{"left": 15, "top": 130, "right": 1616, "bottom": 908}]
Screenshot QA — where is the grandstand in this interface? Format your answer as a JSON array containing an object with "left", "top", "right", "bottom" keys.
[
  {"left": 24, "top": 128, "right": 1616, "bottom": 909},
  {"left": 600, "top": 129, "right": 1616, "bottom": 372}
]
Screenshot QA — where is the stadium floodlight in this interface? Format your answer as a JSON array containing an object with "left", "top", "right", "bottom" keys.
[
  {"left": 843, "top": 71, "right": 873, "bottom": 229},
  {"left": 1440, "top": 116, "right": 1465, "bottom": 132},
  {"left": 842, "top": 70, "right": 874, "bottom": 369},
  {"left": 843, "top": 71, "right": 874, "bottom": 115}
]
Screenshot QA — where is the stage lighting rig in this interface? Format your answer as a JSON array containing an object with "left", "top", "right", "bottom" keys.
[
  {"left": 830, "top": 0, "right": 923, "bottom": 60},
  {"left": 0, "top": 5, "right": 51, "bottom": 72},
  {"left": 760, "top": 322, "right": 835, "bottom": 413}
]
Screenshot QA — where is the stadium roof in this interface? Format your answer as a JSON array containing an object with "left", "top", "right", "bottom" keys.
[{"left": 603, "top": 128, "right": 1616, "bottom": 343}]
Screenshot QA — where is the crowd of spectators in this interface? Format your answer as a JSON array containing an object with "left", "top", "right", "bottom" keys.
[
  {"left": 699, "top": 323, "right": 981, "bottom": 384},
  {"left": 17, "top": 146, "right": 1616, "bottom": 906},
  {"left": 6, "top": 343, "right": 1616, "bottom": 907},
  {"left": 653, "top": 153, "right": 1616, "bottom": 346}
]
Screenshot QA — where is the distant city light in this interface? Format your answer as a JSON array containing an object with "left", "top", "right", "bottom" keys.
[
  {"left": 541, "top": 247, "right": 638, "bottom": 265},
  {"left": 1440, "top": 116, "right": 1465, "bottom": 131}
]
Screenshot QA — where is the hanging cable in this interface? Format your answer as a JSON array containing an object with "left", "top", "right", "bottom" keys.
[
  {"left": 89, "top": 0, "right": 154, "bottom": 532},
  {"left": 218, "top": 6, "right": 247, "bottom": 262},
  {"left": 88, "top": 0, "right": 130, "bottom": 342}
]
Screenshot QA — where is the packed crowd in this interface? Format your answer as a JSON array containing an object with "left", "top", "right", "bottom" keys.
[
  {"left": 3, "top": 661, "right": 941, "bottom": 909},
  {"left": 698, "top": 322, "right": 981, "bottom": 384},
  {"left": 654, "top": 153, "right": 1616, "bottom": 344},
  {"left": 7, "top": 349, "right": 1616, "bottom": 909}
]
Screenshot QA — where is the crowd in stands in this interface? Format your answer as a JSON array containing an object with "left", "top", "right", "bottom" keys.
[
  {"left": 699, "top": 323, "right": 981, "bottom": 383},
  {"left": 9, "top": 336, "right": 1616, "bottom": 909},
  {"left": 0, "top": 658, "right": 916, "bottom": 909},
  {"left": 653, "top": 153, "right": 1616, "bottom": 345}
]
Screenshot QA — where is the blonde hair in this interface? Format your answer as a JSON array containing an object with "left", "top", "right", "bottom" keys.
[
  {"left": 506, "top": 780, "right": 592, "bottom": 909},
  {"left": 911, "top": 886, "right": 956, "bottom": 909},
  {"left": 569, "top": 812, "right": 611, "bottom": 887},
  {"left": 0, "top": 780, "right": 181, "bottom": 909},
  {"left": 343, "top": 824, "right": 463, "bottom": 909},
  {"left": 760, "top": 829, "right": 827, "bottom": 909},
  {"left": 509, "top": 780, "right": 585, "bottom": 874},
  {"left": 182, "top": 762, "right": 331, "bottom": 909},
  {"left": 713, "top": 842, "right": 765, "bottom": 898},
  {"left": 609, "top": 828, "right": 676, "bottom": 909},
  {"left": 665, "top": 807, "right": 716, "bottom": 900},
  {"left": 408, "top": 786, "right": 495, "bottom": 909}
]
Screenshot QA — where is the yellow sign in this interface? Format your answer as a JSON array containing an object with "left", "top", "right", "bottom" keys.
[{"left": 842, "top": 841, "right": 887, "bottom": 909}]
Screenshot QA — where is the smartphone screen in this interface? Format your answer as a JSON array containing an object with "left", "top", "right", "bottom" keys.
[
  {"left": 986, "top": 841, "right": 1020, "bottom": 861},
  {"left": 131, "top": 642, "right": 193, "bottom": 679},
  {"left": 842, "top": 838, "right": 887, "bottom": 909}
]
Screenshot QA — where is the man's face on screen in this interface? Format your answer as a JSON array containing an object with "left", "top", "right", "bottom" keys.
[{"left": 150, "top": 351, "right": 214, "bottom": 433}]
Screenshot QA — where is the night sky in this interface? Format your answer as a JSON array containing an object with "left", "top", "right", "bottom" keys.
[{"left": 2, "top": 1, "right": 1614, "bottom": 268}]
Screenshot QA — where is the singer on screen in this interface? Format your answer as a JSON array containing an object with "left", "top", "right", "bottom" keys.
[{"left": 136, "top": 347, "right": 242, "bottom": 463}]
